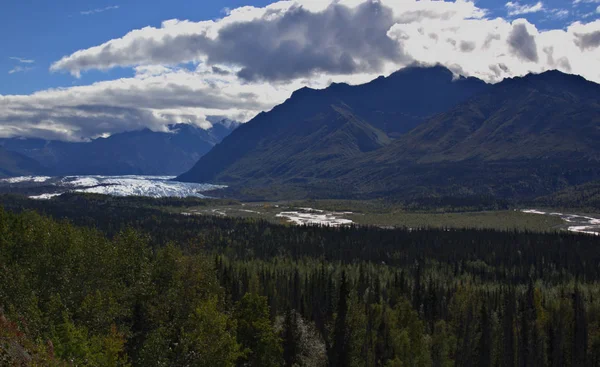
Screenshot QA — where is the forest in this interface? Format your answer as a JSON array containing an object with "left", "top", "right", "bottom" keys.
[{"left": 2, "top": 194, "right": 600, "bottom": 366}]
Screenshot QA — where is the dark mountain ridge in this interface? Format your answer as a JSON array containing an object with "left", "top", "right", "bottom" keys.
[
  {"left": 0, "top": 147, "right": 48, "bottom": 178},
  {"left": 177, "top": 67, "right": 600, "bottom": 202},
  {"left": 0, "top": 120, "right": 239, "bottom": 176},
  {"left": 178, "top": 65, "right": 488, "bottom": 184}
]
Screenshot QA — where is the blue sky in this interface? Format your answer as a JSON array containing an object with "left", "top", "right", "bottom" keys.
[
  {"left": 1, "top": 0, "right": 599, "bottom": 141},
  {"left": 1, "top": 0, "right": 273, "bottom": 94},
  {"left": 1, "top": 0, "right": 597, "bottom": 95}
]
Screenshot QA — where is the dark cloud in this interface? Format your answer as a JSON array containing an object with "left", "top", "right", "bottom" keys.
[
  {"left": 543, "top": 46, "right": 572, "bottom": 72},
  {"left": 507, "top": 23, "right": 538, "bottom": 62},
  {"left": 53, "top": 2, "right": 407, "bottom": 81},
  {"left": 574, "top": 31, "right": 600, "bottom": 50},
  {"left": 482, "top": 33, "right": 500, "bottom": 49},
  {"left": 210, "top": 2, "right": 406, "bottom": 81},
  {"left": 211, "top": 66, "right": 231, "bottom": 75},
  {"left": 395, "top": 9, "right": 458, "bottom": 24},
  {"left": 459, "top": 41, "right": 476, "bottom": 52}
]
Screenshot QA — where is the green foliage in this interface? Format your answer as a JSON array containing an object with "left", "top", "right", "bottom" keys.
[
  {"left": 0, "top": 207, "right": 238, "bottom": 366},
  {"left": 3, "top": 201, "right": 600, "bottom": 366},
  {"left": 235, "top": 293, "right": 283, "bottom": 367},
  {"left": 179, "top": 297, "right": 241, "bottom": 367}
]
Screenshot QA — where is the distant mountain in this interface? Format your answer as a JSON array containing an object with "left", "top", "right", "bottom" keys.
[
  {"left": 0, "top": 120, "right": 239, "bottom": 176},
  {"left": 178, "top": 66, "right": 487, "bottom": 184},
  {"left": 178, "top": 67, "right": 600, "bottom": 202},
  {"left": 0, "top": 147, "right": 47, "bottom": 178},
  {"left": 378, "top": 70, "right": 600, "bottom": 162},
  {"left": 339, "top": 70, "right": 600, "bottom": 199}
]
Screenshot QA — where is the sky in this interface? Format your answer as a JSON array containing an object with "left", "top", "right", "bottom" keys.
[{"left": 1, "top": 0, "right": 599, "bottom": 141}]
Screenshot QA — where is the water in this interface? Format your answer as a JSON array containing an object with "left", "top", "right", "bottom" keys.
[{"left": 522, "top": 209, "right": 600, "bottom": 236}]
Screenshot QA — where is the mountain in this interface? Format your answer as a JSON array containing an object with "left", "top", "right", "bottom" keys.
[
  {"left": 337, "top": 70, "right": 600, "bottom": 199},
  {"left": 0, "top": 120, "right": 239, "bottom": 176},
  {"left": 178, "top": 67, "right": 600, "bottom": 202},
  {"left": 378, "top": 70, "right": 600, "bottom": 162},
  {"left": 0, "top": 147, "right": 47, "bottom": 178},
  {"left": 177, "top": 66, "right": 488, "bottom": 184}
]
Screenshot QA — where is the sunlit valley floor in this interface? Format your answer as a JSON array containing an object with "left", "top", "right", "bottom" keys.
[{"left": 2, "top": 175, "right": 598, "bottom": 235}]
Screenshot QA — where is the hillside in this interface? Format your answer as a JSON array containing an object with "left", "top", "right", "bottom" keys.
[
  {"left": 0, "top": 146, "right": 47, "bottom": 178},
  {"left": 178, "top": 67, "right": 600, "bottom": 203},
  {"left": 379, "top": 70, "right": 600, "bottom": 162},
  {"left": 178, "top": 66, "right": 488, "bottom": 184},
  {"left": 338, "top": 70, "right": 600, "bottom": 199},
  {"left": 0, "top": 120, "right": 239, "bottom": 176}
]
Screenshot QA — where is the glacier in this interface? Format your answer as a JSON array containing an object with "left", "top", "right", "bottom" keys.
[{"left": 1, "top": 175, "right": 225, "bottom": 199}]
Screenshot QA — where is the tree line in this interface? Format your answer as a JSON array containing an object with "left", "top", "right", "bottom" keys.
[{"left": 1, "top": 195, "right": 600, "bottom": 365}]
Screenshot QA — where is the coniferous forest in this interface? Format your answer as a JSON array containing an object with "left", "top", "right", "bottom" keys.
[{"left": 2, "top": 195, "right": 600, "bottom": 366}]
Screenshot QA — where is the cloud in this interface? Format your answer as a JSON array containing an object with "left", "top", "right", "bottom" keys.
[
  {"left": 8, "top": 66, "right": 34, "bottom": 74},
  {"left": 572, "top": 20, "right": 600, "bottom": 50},
  {"left": 575, "top": 30, "right": 600, "bottom": 49},
  {"left": 9, "top": 57, "right": 34, "bottom": 64},
  {"left": 597, "top": 5, "right": 600, "bottom": 13},
  {"left": 507, "top": 22, "right": 539, "bottom": 62},
  {"left": 0, "top": 0, "right": 599, "bottom": 141},
  {"left": 80, "top": 5, "right": 119, "bottom": 15},
  {"left": 0, "top": 64, "right": 314, "bottom": 141},
  {"left": 505, "top": 1, "right": 544, "bottom": 16},
  {"left": 548, "top": 9, "right": 569, "bottom": 19},
  {"left": 573, "top": 0, "right": 600, "bottom": 4},
  {"left": 54, "top": 1, "right": 415, "bottom": 80}
]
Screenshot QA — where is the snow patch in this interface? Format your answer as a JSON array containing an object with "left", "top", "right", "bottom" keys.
[
  {"left": 276, "top": 209, "right": 353, "bottom": 227},
  {"left": 0, "top": 176, "right": 52, "bottom": 184},
  {"left": 29, "top": 193, "right": 63, "bottom": 200}
]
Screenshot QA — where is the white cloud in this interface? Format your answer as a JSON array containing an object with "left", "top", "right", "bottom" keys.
[
  {"left": 506, "top": 1, "right": 544, "bottom": 16},
  {"left": 9, "top": 57, "right": 34, "bottom": 64},
  {"left": 80, "top": 5, "right": 119, "bottom": 15},
  {"left": 8, "top": 66, "right": 34, "bottom": 74},
  {"left": 549, "top": 9, "right": 569, "bottom": 19},
  {"left": 573, "top": 0, "right": 600, "bottom": 4},
  {"left": 597, "top": 5, "right": 600, "bottom": 13},
  {"left": 1, "top": 0, "right": 599, "bottom": 141},
  {"left": 0, "top": 64, "right": 323, "bottom": 141}
]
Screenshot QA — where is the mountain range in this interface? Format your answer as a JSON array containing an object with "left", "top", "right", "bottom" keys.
[
  {"left": 0, "top": 120, "right": 239, "bottom": 177},
  {"left": 0, "top": 147, "right": 49, "bottom": 178},
  {"left": 178, "top": 66, "right": 600, "bottom": 202}
]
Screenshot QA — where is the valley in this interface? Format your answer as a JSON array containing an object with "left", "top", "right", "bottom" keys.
[
  {"left": 0, "top": 177, "right": 573, "bottom": 233},
  {"left": 174, "top": 201, "right": 577, "bottom": 232},
  {"left": 4, "top": 3, "right": 600, "bottom": 365},
  {"left": 4, "top": 174, "right": 597, "bottom": 234}
]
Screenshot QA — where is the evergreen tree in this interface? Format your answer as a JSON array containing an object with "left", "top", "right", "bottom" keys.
[
  {"left": 573, "top": 285, "right": 589, "bottom": 367},
  {"left": 234, "top": 293, "right": 283, "bottom": 367},
  {"left": 330, "top": 271, "right": 350, "bottom": 367},
  {"left": 282, "top": 308, "right": 300, "bottom": 367},
  {"left": 478, "top": 303, "right": 492, "bottom": 367}
]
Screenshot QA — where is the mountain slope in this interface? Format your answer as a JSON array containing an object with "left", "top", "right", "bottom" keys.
[
  {"left": 0, "top": 147, "right": 47, "bottom": 178},
  {"left": 335, "top": 70, "right": 600, "bottom": 199},
  {"left": 0, "top": 121, "right": 239, "bottom": 176},
  {"left": 376, "top": 70, "right": 600, "bottom": 163},
  {"left": 178, "top": 104, "right": 390, "bottom": 184},
  {"left": 178, "top": 66, "right": 488, "bottom": 184},
  {"left": 179, "top": 68, "right": 600, "bottom": 202}
]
